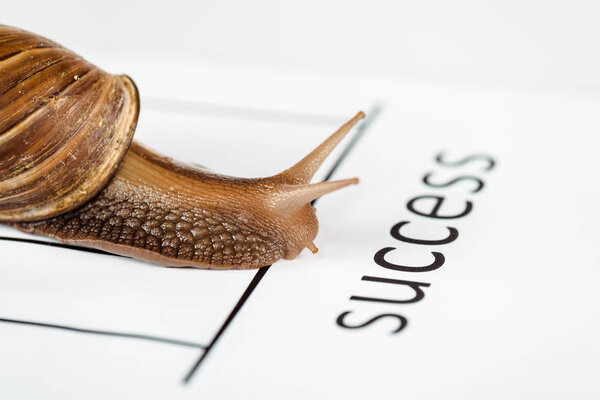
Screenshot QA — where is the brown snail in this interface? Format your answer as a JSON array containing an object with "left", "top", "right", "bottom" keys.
[{"left": 0, "top": 26, "right": 363, "bottom": 269}]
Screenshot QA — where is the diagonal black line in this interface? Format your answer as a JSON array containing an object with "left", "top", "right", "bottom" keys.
[
  {"left": 0, "top": 235, "right": 119, "bottom": 256},
  {"left": 311, "top": 103, "right": 383, "bottom": 206},
  {"left": 0, "top": 102, "right": 383, "bottom": 383},
  {"left": 182, "top": 266, "right": 270, "bottom": 384},
  {"left": 0, "top": 103, "right": 366, "bottom": 255},
  {"left": 0, "top": 317, "right": 206, "bottom": 349},
  {"left": 322, "top": 103, "right": 383, "bottom": 183},
  {"left": 182, "top": 104, "right": 384, "bottom": 384}
]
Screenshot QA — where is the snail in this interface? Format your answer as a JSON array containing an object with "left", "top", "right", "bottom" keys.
[{"left": 0, "top": 26, "right": 363, "bottom": 269}]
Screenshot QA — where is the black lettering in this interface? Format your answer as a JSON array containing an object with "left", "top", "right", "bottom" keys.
[
  {"left": 336, "top": 311, "right": 408, "bottom": 334},
  {"left": 390, "top": 221, "right": 458, "bottom": 245},
  {"left": 374, "top": 247, "right": 445, "bottom": 272},
  {"left": 423, "top": 172, "right": 484, "bottom": 193},
  {"left": 407, "top": 195, "right": 472, "bottom": 219},
  {"left": 435, "top": 152, "right": 495, "bottom": 171},
  {"left": 351, "top": 276, "right": 430, "bottom": 304}
]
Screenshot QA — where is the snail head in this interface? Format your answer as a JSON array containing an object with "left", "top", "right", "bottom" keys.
[{"left": 258, "top": 111, "right": 365, "bottom": 259}]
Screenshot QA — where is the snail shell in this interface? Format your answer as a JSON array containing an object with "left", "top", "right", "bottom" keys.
[
  {"left": 0, "top": 26, "right": 138, "bottom": 221},
  {"left": 0, "top": 26, "right": 363, "bottom": 269}
]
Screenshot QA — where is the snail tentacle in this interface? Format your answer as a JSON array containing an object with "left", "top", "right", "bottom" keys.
[
  {"left": 13, "top": 113, "right": 363, "bottom": 269},
  {"left": 0, "top": 25, "right": 363, "bottom": 269}
]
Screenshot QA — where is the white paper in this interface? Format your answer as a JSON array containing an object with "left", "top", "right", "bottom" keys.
[{"left": 1, "top": 59, "right": 599, "bottom": 399}]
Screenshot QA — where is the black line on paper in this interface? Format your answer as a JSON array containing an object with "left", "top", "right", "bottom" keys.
[
  {"left": 182, "top": 103, "right": 383, "bottom": 384},
  {"left": 182, "top": 266, "right": 270, "bottom": 384},
  {"left": 0, "top": 317, "right": 206, "bottom": 349},
  {"left": 0, "top": 235, "right": 118, "bottom": 256},
  {"left": 0, "top": 98, "right": 382, "bottom": 384},
  {"left": 321, "top": 103, "right": 383, "bottom": 184},
  {"left": 0, "top": 102, "right": 353, "bottom": 257}
]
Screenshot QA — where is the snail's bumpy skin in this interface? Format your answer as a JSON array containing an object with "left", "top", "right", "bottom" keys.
[
  {"left": 14, "top": 143, "right": 320, "bottom": 269},
  {"left": 1, "top": 25, "right": 363, "bottom": 269},
  {"left": 17, "top": 187, "right": 284, "bottom": 269}
]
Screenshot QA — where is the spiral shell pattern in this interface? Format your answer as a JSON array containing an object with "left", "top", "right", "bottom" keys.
[{"left": 0, "top": 26, "right": 139, "bottom": 221}]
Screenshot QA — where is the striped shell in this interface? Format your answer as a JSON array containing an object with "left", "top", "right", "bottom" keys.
[{"left": 0, "top": 26, "right": 139, "bottom": 222}]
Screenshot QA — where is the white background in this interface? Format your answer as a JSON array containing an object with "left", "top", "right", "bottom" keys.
[
  {"left": 3, "top": 0, "right": 600, "bottom": 93},
  {"left": 2, "top": 2, "right": 599, "bottom": 400}
]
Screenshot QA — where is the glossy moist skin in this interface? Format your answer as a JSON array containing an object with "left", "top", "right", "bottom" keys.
[
  {"left": 13, "top": 137, "right": 360, "bottom": 269},
  {"left": 14, "top": 143, "right": 301, "bottom": 268},
  {"left": 1, "top": 25, "right": 364, "bottom": 270}
]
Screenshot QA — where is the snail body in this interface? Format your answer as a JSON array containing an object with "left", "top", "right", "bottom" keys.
[{"left": 0, "top": 26, "right": 362, "bottom": 269}]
